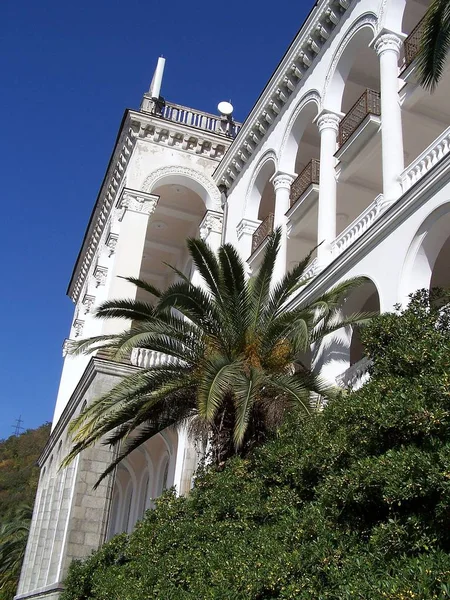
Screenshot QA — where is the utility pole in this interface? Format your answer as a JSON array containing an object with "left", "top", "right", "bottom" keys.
[{"left": 12, "top": 416, "right": 25, "bottom": 436}]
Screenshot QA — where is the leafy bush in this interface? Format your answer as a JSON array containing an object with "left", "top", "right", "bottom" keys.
[{"left": 61, "top": 290, "right": 450, "bottom": 599}]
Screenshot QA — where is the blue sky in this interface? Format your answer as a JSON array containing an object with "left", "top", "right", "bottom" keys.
[{"left": 0, "top": 0, "right": 309, "bottom": 440}]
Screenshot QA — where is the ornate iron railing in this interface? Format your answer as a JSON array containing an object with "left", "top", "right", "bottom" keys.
[
  {"left": 251, "top": 213, "right": 274, "bottom": 254},
  {"left": 338, "top": 89, "right": 381, "bottom": 148},
  {"left": 404, "top": 15, "right": 426, "bottom": 68},
  {"left": 290, "top": 159, "right": 320, "bottom": 207}
]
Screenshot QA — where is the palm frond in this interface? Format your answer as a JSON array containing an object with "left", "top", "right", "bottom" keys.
[
  {"left": 95, "top": 299, "right": 156, "bottom": 321},
  {"left": 120, "top": 276, "right": 162, "bottom": 298},
  {"left": 187, "top": 237, "right": 222, "bottom": 302},
  {"left": 232, "top": 368, "right": 262, "bottom": 447},
  {"left": 417, "top": 0, "right": 450, "bottom": 91},
  {"left": 249, "top": 227, "right": 281, "bottom": 330}
]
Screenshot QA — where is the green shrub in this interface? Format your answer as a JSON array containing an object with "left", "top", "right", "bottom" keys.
[{"left": 61, "top": 290, "right": 450, "bottom": 599}]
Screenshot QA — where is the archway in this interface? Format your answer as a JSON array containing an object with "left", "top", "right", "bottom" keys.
[
  {"left": 325, "top": 19, "right": 383, "bottom": 236},
  {"left": 401, "top": 203, "right": 450, "bottom": 301}
]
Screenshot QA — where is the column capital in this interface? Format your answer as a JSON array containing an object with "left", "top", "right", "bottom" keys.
[
  {"left": 270, "top": 171, "right": 297, "bottom": 192},
  {"left": 316, "top": 110, "right": 342, "bottom": 134},
  {"left": 372, "top": 29, "right": 405, "bottom": 57},
  {"left": 117, "top": 187, "right": 159, "bottom": 219},
  {"left": 236, "top": 217, "right": 260, "bottom": 240},
  {"left": 199, "top": 210, "right": 223, "bottom": 241}
]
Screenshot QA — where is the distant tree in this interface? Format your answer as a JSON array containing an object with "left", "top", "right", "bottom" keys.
[{"left": 64, "top": 229, "right": 369, "bottom": 485}]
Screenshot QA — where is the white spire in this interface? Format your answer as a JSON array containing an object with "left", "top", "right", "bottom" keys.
[{"left": 149, "top": 57, "right": 166, "bottom": 100}]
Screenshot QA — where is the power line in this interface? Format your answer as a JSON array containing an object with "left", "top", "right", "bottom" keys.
[{"left": 12, "top": 416, "right": 25, "bottom": 436}]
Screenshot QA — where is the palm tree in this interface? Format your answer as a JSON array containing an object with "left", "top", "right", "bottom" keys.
[
  {"left": 0, "top": 505, "right": 32, "bottom": 600},
  {"left": 417, "top": 0, "right": 450, "bottom": 91},
  {"left": 63, "top": 229, "right": 369, "bottom": 485}
]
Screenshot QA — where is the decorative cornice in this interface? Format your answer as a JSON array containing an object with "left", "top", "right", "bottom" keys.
[
  {"left": 67, "top": 111, "right": 139, "bottom": 303},
  {"left": 213, "top": 0, "right": 354, "bottom": 190},
  {"left": 106, "top": 232, "right": 118, "bottom": 257},
  {"left": 93, "top": 265, "right": 108, "bottom": 287},
  {"left": 236, "top": 217, "right": 261, "bottom": 240},
  {"left": 199, "top": 210, "right": 223, "bottom": 240}
]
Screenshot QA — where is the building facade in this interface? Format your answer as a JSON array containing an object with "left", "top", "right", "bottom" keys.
[{"left": 17, "top": 0, "right": 450, "bottom": 597}]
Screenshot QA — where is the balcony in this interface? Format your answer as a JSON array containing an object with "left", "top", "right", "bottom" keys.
[
  {"left": 336, "top": 90, "right": 381, "bottom": 165},
  {"left": 286, "top": 159, "right": 320, "bottom": 232},
  {"left": 290, "top": 159, "right": 320, "bottom": 207},
  {"left": 141, "top": 98, "right": 241, "bottom": 138},
  {"left": 403, "top": 15, "right": 426, "bottom": 70},
  {"left": 251, "top": 213, "right": 274, "bottom": 254}
]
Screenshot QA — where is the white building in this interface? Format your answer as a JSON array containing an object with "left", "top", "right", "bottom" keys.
[{"left": 17, "top": 0, "right": 450, "bottom": 598}]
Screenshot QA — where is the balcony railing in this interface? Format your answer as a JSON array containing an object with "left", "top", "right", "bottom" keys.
[
  {"left": 404, "top": 15, "right": 426, "bottom": 69},
  {"left": 290, "top": 159, "right": 320, "bottom": 207},
  {"left": 338, "top": 89, "right": 381, "bottom": 148},
  {"left": 143, "top": 99, "right": 241, "bottom": 137},
  {"left": 401, "top": 124, "right": 450, "bottom": 193},
  {"left": 251, "top": 213, "right": 274, "bottom": 254}
]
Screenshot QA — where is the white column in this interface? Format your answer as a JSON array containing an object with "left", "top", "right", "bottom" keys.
[
  {"left": 374, "top": 31, "right": 404, "bottom": 202},
  {"left": 316, "top": 111, "right": 341, "bottom": 265},
  {"left": 270, "top": 171, "right": 296, "bottom": 283}
]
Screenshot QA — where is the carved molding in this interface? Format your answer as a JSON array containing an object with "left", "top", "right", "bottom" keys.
[
  {"left": 93, "top": 265, "right": 108, "bottom": 287},
  {"left": 279, "top": 90, "right": 321, "bottom": 166},
  {"left": 141, "top": 165, "right": 222, "bottom": 210},
  {"left": 199, "top": 210, "right": 223, "bottom": 240},
  {"left": 106, "top": 232, "right": 118, "bottom": 257},
  {"left": 73, "top": 319, "right": 84, "bottom": 338},
  {"left": 236, "top": 218, "right": 261, "bottom": 240},
  {"left": 82, "top": 294, "right": 95, "bottom": 314}
]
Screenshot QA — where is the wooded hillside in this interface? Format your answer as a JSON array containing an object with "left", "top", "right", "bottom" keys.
[{"left": 0, "top": 423, "right": 50, "bottom": 519}]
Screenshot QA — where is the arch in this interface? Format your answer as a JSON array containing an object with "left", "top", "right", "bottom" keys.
[
  {"left": 156, "top": 453, "right": 170, "bottom": 496},
  {"left": 400, "top": 202, "right": 450, "bottom": 302},
  {"left": 279, "top": 90, "right": 321, "bottom": 173},
  {"left": 244, "top": 150, "right": 277, "bottom": 221},
  {"left": 322, "top": 14, "right": 378, "bottom": 112},
  {"left": 141, "top": 166, "right": 221, "bottom": 211}
]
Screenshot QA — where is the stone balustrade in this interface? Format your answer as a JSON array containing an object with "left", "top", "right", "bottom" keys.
[
  {"left": 301, "top": 257, "right": 319, "bottom": 282},
  {"left": 160, "top": 102, "right": 241, "bottom": 138},
  {"left": 130, "top": 348, "right": 171, "bottom": 369},
  {"left": 331, "top": 194, "right": 386, "bottom": 257},
  {"left": 401, "top": 125, "right": 450, "bottom": 194},
  {"left": 335, "top": 356, "right": 373, "bottom": 390}
]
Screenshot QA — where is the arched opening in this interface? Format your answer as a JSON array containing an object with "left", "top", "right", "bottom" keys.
[
  {"left": 327, "top": 24, "right": 383, "bottom": 236},
  {"left": 283, "top": 100, "right": 321, "bottom": 269},
  {"left": 246, "top": 156, "right": 276, "bottom": 259},
  {"left": 107, "top": 428, "right": 178, "bottom": 535},
  {"left": 402, "top": 203, "right": 450, "bottom": 300},
  {"left": 401, "top": 0, "right": 450, "bottom": 171},
  {"left": 138, "top": 181, "right": 206, "bottom": 292}
]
